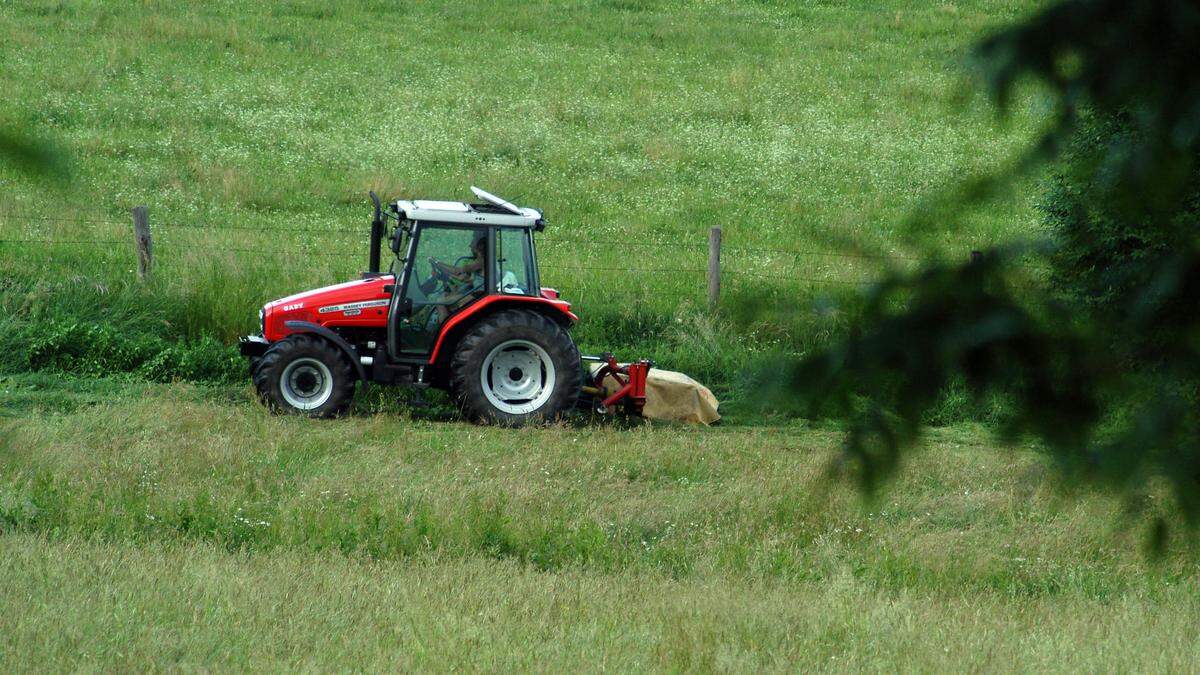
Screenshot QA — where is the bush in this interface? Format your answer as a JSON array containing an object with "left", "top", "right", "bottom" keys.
[
  {"left": 137, "top": 335, "right": 244, "bottom": 383},
  {"left": 18, "top": 320, "right": 243, "bottom": 383},
  {"left": 1041, "top": 113, "right": 1200, "bottom": 357},
  {"left": 26, "top": 322, "right": 164, "bottom": 376}
]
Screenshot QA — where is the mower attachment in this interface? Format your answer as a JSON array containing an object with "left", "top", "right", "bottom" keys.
[
  {"left": 583, "top": 353, "right": 721, "bottom": 424},
  {"left": 582, "top": 353, "right": 652, "bottom": 415}
]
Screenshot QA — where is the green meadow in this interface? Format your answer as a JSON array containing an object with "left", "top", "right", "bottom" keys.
[
  {"left": 4, "top": 0, "right": 1193, "bottom": 670},
  {"left": 0, "top": 0, "right": 1047, "bottom": 391},
  {"left": 2, "top": 375, "right": 1199, "bottom": 670}
]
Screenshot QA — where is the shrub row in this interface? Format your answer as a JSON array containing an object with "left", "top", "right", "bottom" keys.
[{"left": 8, "top": 320, "right": 243, "bottom": 383}]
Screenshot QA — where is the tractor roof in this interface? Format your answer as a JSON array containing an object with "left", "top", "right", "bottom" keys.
[{"left": 394, "top": 186, "right": 543, "bottom": 228}]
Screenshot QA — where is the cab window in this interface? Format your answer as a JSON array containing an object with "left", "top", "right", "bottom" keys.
[{"left": 496, "top": 227, "right": 535, "bottom": 295}]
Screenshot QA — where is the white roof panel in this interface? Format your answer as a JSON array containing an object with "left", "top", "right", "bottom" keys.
[
  {"left": 412, "top": 200, "right": 470, "bottom": 212},
  {"left": 394, "top": 187, "right": 542, "bottom": 227}
]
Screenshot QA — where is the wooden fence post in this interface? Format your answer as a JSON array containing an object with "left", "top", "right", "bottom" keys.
[
  {"left": 707, "top": 226, "right": 722, "bottom": 312},
  {"left": 132, "top": 206, "right": 151, "bottom": 280}
]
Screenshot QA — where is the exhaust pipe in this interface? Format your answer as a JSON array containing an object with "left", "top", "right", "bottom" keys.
[{"left": 367, "top": 191, "right": 384, "bottom": 275}]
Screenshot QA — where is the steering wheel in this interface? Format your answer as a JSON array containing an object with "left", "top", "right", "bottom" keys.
[
  {"left": 429, "top": 257, "right": 453, "bottom": 281},
  {"left": 415, "top": 257, "right": 450, "bottom": 296},
  {"left": 427, "top": 254, "right": 478, "bottom": 292}
]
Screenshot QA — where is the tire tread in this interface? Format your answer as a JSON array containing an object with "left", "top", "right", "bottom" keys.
[
  {"left": 449, "top": 310, "right": 580, "bottom": 425},
  {"left": 253, "top": 334, "right": 356, "bottom": 418}
]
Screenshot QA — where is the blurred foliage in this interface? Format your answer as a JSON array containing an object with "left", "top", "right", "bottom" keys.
[
  {"left": 1042, "top": 112, "right": 1200, "bottom": 362},
  {"left": 977, "top": 0, "right": 1200, "bottom": 211},
  {"left": 787, "top": 0, "right": 1200, "bottom": 543}
]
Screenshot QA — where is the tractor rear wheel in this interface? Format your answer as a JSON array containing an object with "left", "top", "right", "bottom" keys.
[
  {"left": 450, "top": 309, "right": 580, "bottom": 425},
  {"left": 253, "top": 334, "right": 356, "bottom": 418}
]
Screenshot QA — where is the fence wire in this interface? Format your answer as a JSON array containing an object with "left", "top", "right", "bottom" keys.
[
  {"left": 0, "top": 212, "right": 125, "bottom": 225},
  {"left": 1, "top": 213, "right": 1049, "bottom": 293}
]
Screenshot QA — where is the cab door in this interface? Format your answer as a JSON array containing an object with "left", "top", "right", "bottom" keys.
[{"left": 389, "top": 223, "right": 489, "bottom": 358}]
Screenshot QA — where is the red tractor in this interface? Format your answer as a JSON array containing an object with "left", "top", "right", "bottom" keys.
[{"left": 239, "top": 187, "right": 648, "bottom": 424}]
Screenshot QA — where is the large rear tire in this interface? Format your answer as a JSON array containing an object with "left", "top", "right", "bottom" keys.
[
  {"left": 450, "top": 309, "right": 580, "bottom": 425},
  {"left": 253, "top": 334, "right": 356, "bottom": 418}
]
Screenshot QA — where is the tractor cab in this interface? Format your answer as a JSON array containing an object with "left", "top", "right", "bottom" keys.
[{"left": 384, "top": 187, "right": 546, "bottom": 359}]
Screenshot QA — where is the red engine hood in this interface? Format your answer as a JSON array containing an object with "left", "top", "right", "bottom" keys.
[{"left": 263, "top": 275, "right": 393, "bottom": 340}]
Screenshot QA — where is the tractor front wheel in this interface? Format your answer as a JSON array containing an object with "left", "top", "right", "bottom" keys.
[
  {"left": 253, "top": 334, "right": 356, "bottom": 418},
  {"left": 450, "top": 310, "right": 580, "bottom": 425}
]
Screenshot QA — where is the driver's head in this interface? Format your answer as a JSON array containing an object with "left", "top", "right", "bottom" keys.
[{"left": 471, "top": 235, "right": 486, "bottom": 257}]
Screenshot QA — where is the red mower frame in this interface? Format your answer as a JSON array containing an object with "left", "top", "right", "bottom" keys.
[{"left": 583, "top": 353, "right": 653, "bottom": 415}]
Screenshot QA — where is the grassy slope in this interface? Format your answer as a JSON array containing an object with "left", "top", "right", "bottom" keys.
[
  {"left": 2, "top": 376, "right": 1199, "bottom": 669},
  {"left": 0, "top": 0, "right": 1045, "bottom": 388}
]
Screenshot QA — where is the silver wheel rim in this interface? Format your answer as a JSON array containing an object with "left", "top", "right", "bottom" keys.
[
  {"left": 280, "top": 357, "right": 334, "bottom": 411},
  {"left": 480, "top": 339, "right": 556, "bottom": 415}
]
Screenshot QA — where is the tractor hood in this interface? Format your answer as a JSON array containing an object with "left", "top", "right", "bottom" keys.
[
  {"left": 264, "top": 276, "right": 393, "bottom": 312},
  {"left": 262, "top": 275, "right": 393, "bottom": 341}
]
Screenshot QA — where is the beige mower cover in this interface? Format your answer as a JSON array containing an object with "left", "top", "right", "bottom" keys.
[{"left": 591, "top": 364, "right": 721, "bottom": 425}]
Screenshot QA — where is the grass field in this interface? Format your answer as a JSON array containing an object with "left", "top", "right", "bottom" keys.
[
  {"left": 5, "top": 536, "right": 1198, "bottom": 671},
  {"left": 0, "top": 0, "right": 1049, "bottom": 393},
  {"left": 5, "top": 0, "right": 1195, "bottom": 671},
  {"left": 3, "top": 375, "right": 1199, "bottom": 670}
]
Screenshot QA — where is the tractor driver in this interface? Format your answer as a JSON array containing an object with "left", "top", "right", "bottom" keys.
[{"left": 427, "top": 234, "right": 486, "bottom": 323}]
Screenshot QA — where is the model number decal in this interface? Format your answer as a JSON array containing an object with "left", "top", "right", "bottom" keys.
[{"left": 318, "top": 299, "right": 389, "bottom": 315}]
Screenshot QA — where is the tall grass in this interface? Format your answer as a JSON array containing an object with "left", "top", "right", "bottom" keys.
[
  {"left": 4, "top": 533, "right": 1199, "bottom": 671},
  {"left": 1, "top": 377, "right": 1193, "bottom": 583},
  {"left": 0, "top": 247, "right": 867, "bottom": 402},
  {"left": 1, "top": 379, "right": 1198, "bottom": 669}
]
